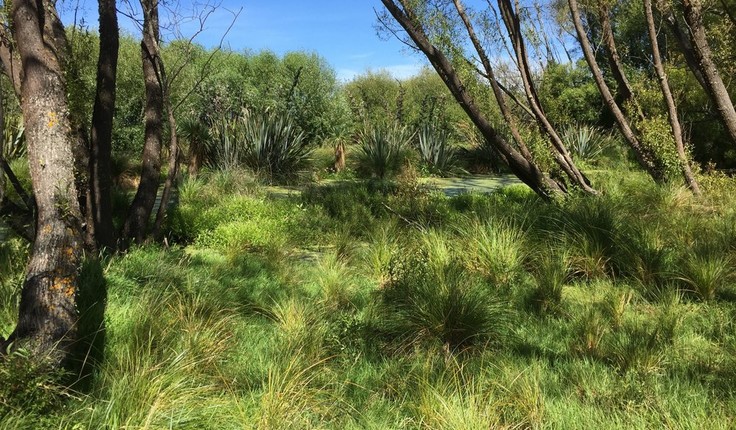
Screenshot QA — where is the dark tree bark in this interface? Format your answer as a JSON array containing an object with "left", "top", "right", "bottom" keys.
[
  {"left": 0, "top": 34, "right": 22, "bottom": 98},
  {"left": 89, "top": 0, "right": 119, "bottom": 250},
  {"left": 568, "top": 0, "right": 665, "bottom": 183},
  {"left": 596, "top": 2, "right": 635, "bottom": 107},
  {"left": 152, "top": 64, "right": 180, "bottom": 240},
  {"left": 0, "top": 0, "right": 83, "bottom": 364},
  {"left": 497, "top": 0, "right": 595, "bottom": 194},
  {"left": 381, "top": 0, "right": 566, "bottom": 198},
  {"left": 645, "top": 0, "right": 701, "bottom": 195},
  {"left": 121, "top": 0, "right": 163, "bottom": 247},
  {"left": 668, "top": 0, "right": 736, "bottom": 146}
]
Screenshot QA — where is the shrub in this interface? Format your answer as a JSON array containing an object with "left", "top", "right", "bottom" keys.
[
  {"left": 677, "top": 253, "right": 734, "bottom": 301},
  {"left": 0, "top": 349, "right": 69, "bottom": 420},
  {"left": 241, "top": 110, "right": 312, "bottom": 182},
  {"left": 562, "top": 123, "right": 610, "bottom": 162},
  {"left": 357, "top": 123, "right": 413, "bottom": 179},
  {"left": 417, "top": 124, "right": 459, "bottom": 175},
  {"left": 459, "top": 219, "right": 528, "bottom": 287},
  {"left": 528, "top": 250, "right": 569, "bottom": 314},
  {"left": 208, "top": 110, "right": 312, "bottom": 183},
  {"left": 555, "top": 195, "right": 621, "bottom": 279}
]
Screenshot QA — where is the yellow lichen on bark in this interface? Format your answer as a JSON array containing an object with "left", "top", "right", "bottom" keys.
[{"left": 47, "top": 111, "right": 57, "bottom": 128}]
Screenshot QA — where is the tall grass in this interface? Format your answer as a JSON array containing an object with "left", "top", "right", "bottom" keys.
[
  {"left": 4, "top": 166, "right": 736, "bottom": 428},
  {"left": 459, "top": 219, "right": 528, "bottom": 287}
]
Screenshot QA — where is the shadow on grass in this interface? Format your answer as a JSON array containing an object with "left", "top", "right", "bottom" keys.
[{"left": 70, "top": 257, "right": 107, "bottom": 392}]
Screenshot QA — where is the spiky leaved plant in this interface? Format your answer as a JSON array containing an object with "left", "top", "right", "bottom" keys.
[
  {"left": 241, "top": 110, "right": 312, "bottom": 183},
  {"left": 357, "top": 123, "right": 413, "bottom": 180},
  {"left": 417, "top": 124, "right": 459, "bottom": 175}
]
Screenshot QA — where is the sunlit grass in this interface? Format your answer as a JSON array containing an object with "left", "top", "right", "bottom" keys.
[{"left": 3, "top": 171, "right": 736, "bottom": 428}]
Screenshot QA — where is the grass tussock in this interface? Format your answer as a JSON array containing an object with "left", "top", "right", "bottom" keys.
[{"left": 3, "top": 170, "right": 736, "bottom": 428}]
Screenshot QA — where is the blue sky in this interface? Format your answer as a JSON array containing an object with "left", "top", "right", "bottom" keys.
[{"left": 61, "top": 0, "right": 427, "bottom": 82}]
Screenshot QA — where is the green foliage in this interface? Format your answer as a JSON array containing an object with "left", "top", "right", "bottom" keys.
[
  {"left": 528, "top": 250, "right": 569, "bottom": 314},
  {"left": 677, "top": 253, "right": 734, "bottom": 301},
  {"left": 379, "top": 249, "right": 511, "bottom": 352},
  {"left": 1, "top": 115, "right": 24, "bottom": 161},
  {"left": 0, "top": 349, "right": 69, "bottom": 420},
  {"left": 562, "top": 123, "right": 610, "bottom": 162},
  {"left": 343, "top": 70, "right": 402, "bottom": 128},
  {"left": 356, "top": 123, "right": 413, "bottom": 179},
  {"left": 417, "top": 123, "right": 460, "bottom": 175},
  {"left": 6, "top": 163, "right": 736, "bottom": 428},
  {"left": 240, "top": 111, "right": 312, "bottom": 182},
  {"left": 208, "top": 110, "right": 313, "bottom": 183},
  {"left": 555, "top": 195, "right": 621, "bottom": 279},
  {"left": 195, "top": 50, "right": 348, "bottom": 147},
  {"left": 538, "top": 62, "right": 603, "bottom": 126},
  {"left": 638, "top": 116, "right": 682, "bottom": 181},
  {"left": 112, "top": 35, "right": 145, "bottom": 155},
  {"left": 459, "top": 219, "right": 528, "bottom": 287}
]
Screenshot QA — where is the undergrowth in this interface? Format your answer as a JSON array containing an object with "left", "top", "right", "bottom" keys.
[{"left": 2, "top": 171, "right": 736, "bottom": 428}]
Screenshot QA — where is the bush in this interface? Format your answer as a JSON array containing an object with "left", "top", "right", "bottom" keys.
[
  {"left": 417, "top": 124, "right": 460, "bottom": 175},
  {"left": 562, "top": 123, "right": 610, "bottom": 162},
  {"left": 208, "top": 110, "right": 312, "bottom": 183},
  {"left": 241, "top": 111, "right": 312, "bottom": 182},
  {"left": 0, "top": 349, "right": 69, "bottom": 420},
  {"left": 357, "top": 123, "right": 413, "bottom": 179}
]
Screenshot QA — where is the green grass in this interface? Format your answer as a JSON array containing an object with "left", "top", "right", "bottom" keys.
[{"left": 3, "top": 170, "right": 736, "bottom": 428}]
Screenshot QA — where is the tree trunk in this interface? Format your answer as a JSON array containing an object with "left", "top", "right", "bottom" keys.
[
  {"left": 678, "top": 0, "right": 736, "bottom": 146},
  {"left": 381, "top": 0, "right": 566, "bottom": 198},
  {"left": 644, "top": 0, "right": 701, "bottom": 195},
  {"left": 0, "top": 38, "right": 22, "bottom": 98},
  {"left": 121, "top": 0, "right": 163, "bottom": 247},
  {"left": 89, "top": 0, "right": 119, "bottom": 250},
  {"left": 0, "top": 0, "right": 83, "bottom": 365},
  {"left": 568, "top": 0, "right": 665, "bottom": 183},
  {"left": 188, "top": 139, "right": 202, "bottom": 178},
  {"left": 333, "top": 141, "right": 346, "bottom": 172},
  {"left": 152, "top": 86, "right": 180, "bottom": 240},
  {"left": 597, "top": 3, "right": 635, "bottom": 107},
  {"left": 497, "top": 0, "right": 596, "bottom": 194}
]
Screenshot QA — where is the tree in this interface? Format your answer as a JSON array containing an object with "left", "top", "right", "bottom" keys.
[
  {"left": 121, "top": 0, "right": 164, "bottom": 246},
  {"left": 660, "top": 0, "right": 736, "bottom": 147},
  {"left": 644, "top": 0, "right": 701, "bottom": 194},
  {"left": 380, "top": 0, "right": 566, "bottom": 198},
  {"left": 0, "top": 0, "right": 83, "bottom": 364},
  {"left": 568, "top": 0, "right": 665, "bottom": 183},
  {"left": 495, "top": 0, "right": 595, "bottom": 194},
  {"left": 88, "top": 0, "right": 120, "bottom": 250}
]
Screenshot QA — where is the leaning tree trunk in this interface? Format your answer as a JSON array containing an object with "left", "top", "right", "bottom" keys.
[
  {"left": 452, "top": 0, "right": 535, "bottom": 162},
  {"left": 0, "top": 0, "right": 83, "bottom": 365},
  {"left": 497, "top": 0, "right": 595, "bottom": 194},
  {"left": 381, "top": 0, "right": 566, "bottom": 198},
  {"left": 644, "top": 0, "right": 701, "bottom": 195},
  {"left": 121, "top": 0, "right": 163, "bottom": 247},
  {"left": 597, "top": 2, "right": 635, "bottom": 107},
  {"left": 89, "top": 0, "right": 119, "bottom": 250},
  {"left": 676, "top": 0, "right": 736, "bottom": 147},
  {"left": 568, "top": 0, "right": 665, "bottom": 183}
]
